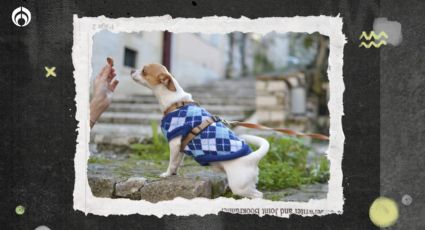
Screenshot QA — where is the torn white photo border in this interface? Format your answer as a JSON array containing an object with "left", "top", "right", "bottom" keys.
[{"left": 72, "top": 15, "right": 346, "bottom": 217}]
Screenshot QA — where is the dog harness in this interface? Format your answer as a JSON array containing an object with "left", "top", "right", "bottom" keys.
[{"left": 161, "top": 104, "right": 253, "bottom": 166}]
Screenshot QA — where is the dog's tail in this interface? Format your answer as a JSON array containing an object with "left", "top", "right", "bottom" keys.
[{"left": 240, "top": 134, "right": 270, "bottom": 163}]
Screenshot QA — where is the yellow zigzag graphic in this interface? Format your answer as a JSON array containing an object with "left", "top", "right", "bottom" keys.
[
  {"left": 359, "top": 40, "right": 387, "bottom": 48},
  {"left": 359, "top": 31, "right": 388, "bottom": 40}
]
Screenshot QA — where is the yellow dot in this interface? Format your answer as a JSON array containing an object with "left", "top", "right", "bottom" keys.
[
  {"left": 369, "top": 197, "right": 399, "bottom": 228},
  {"left": 15, "top": 205, "right": 25, "bottom": 215}
]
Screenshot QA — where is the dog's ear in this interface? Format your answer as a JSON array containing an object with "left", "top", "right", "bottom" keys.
[{"left": 158, "top": 73, "right": 177, "bottom": 92}]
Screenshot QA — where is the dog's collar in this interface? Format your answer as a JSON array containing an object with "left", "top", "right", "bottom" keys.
[{"left": 163, "top": 100, "right": 199, "bottom": 116}]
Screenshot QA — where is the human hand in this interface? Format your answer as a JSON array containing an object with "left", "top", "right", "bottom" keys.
[{"left": 90, "top": 60, "right": 119, "bottom": 127}]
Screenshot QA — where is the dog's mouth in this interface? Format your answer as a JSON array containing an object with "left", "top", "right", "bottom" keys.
[
  {"left": 130, "top": 70, "right": 137, "bottom": 81},
  {"left": 130, "top": 70, "right": 140, "bottom": 82},
  {"left": 131, "top": 70, "right": 150, "bottom": 88}
]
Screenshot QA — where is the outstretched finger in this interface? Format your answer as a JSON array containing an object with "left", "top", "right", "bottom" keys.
[
  {"left": 99, "top": 64, "right": 112, "bottom": 80},
  {"left": 107, "top": 68, "right": 116, "bottom": 82},
  {"left": 109, "top": 79, "right": 119, "bottom": 92}
]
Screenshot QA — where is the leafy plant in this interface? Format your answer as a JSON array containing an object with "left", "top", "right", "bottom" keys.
[
  {"left": 255, "top": 136, "right": 330, "bottom": 190},
  {"left": 306, "top": 155, "right": 330, "bottom": 183},
  {"left": 130, "top": 121, "right": 169, "bottom": 161}
]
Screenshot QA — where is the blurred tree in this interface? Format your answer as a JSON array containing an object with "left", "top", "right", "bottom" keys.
[
  {"left": 253, "top": 37, "right": 274, "bottom": 75},
  {"left": 239, "top": 33, "right": 248, "bottom": 77},
  {"left": 225, "top": 33, "right": 235, "bottom": 79},
  {"left": 310, "top": 34, "right": 329, "bottom": 97},
  {"left": 301, "top": 33, "right": 330, "bottom": 133},
  {"left": 290, "top": 33, "right": 329, "bottom": 98}
]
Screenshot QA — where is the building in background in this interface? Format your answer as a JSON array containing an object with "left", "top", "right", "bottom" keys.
[
  {"left": 90, "top": 31, "right": 328, "bottom": 130},
  {"left": 91, "top": 31, "right": 294, "bottom": 96},
  {"left": 90, "top": 31, "right": 329, "bottom": 141},
  {"left": 92, "top": 31, "right": 237, "bottom": 95},
  {"left": 91, "top": 31, "right": 163, "bottom": 95}
]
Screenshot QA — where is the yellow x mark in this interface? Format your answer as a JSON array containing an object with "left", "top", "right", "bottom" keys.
[{"left": 45, "top": 66, "right": 56, "bottom": 78}]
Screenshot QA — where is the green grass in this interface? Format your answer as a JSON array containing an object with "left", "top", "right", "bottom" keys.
[
  {"left": 268, "top": 193, "right": 283, "bottom": 201},
  {"left": 88, "top": 156, "right": 113, "bottom": 164},
  {"left": 130, "top": 121, "right": 330, "bottom": 191},
  {"left": 255, "top": 136, "right": 329, "bottom": 190},
  {"left": 129, "top": 121, "right": 170, "bottom": 161}
]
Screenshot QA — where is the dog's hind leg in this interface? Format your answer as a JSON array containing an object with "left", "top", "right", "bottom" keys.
[
  {"left": 221, "top": 160, "right": 262, "bottom": 199},
  {"left": 250, "top": 166, "right": 263, "bottom": 198},
  {"left": 230, "top": 182, "right": 263, "bottom": 199}
]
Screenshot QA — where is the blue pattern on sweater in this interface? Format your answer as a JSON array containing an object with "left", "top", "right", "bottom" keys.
[{"left": 161, "top": 104, "right": 252, "bottom": 166}]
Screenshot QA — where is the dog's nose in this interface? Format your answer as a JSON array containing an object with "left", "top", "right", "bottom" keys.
[{"left": 130, "top": 70, "right": 135, "bottom": 75}]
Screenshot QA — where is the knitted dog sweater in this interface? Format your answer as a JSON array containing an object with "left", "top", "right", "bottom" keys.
[{"left": 161, "top": 104, "right": 252, "bottom": 166}]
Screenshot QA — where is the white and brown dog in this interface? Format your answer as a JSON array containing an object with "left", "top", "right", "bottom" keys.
[{"left": 131, "top": 64, "right": 270, "bottom": 198}]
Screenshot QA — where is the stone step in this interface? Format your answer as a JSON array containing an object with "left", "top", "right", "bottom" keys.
[
  {"left": 191, "top": 92, "right": 255, "bottom": 99},
  {"left": 107, "top": 103, "right": 255, "bottom": 115},
  {"left": 114, "top": 93, "right": 254, "bottom": 99},
  {"left": 90, "top": 124, "right": 153, "bottom": 149},
  {"left": 112, "top": 96, "right": 255, "bottom": 106},
  {"left": 97, "top": 112, "right": 162, "bottom": 125},
  {"left": 97, "top": 112, "right": 246, "bottom": 125},
  {"left": 187, "top": 86, "right": 255, "bottom": 93},
  {"left": 93, "top": 79, "right": 257, "bottom": 151},
  {"left": 188, "top": 84, "right": 255, "bottom": 90},
  {"left": 189, "top": 80, "right": 255, "bottom": 88},
  {"left": 114, "top": 92, "right": 255, "bottom": 100},
  {"left": 87, "top": 158, "right": 228, "bottom": 201},
  {"left": 91, "top": 123, "right": 153, "bottom": 139},
  {"left": 189, "top": 89, "right": 255, "bottom": 96},
  {"left": 264, "top": 183, "right": 328, "bottom": 202}
]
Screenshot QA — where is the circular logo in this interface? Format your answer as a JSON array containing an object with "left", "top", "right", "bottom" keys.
[
  {"left": 15, "top": 205, "right": 25, "bottom": 215},
  {"left": 11, "top": 6, "right": 31, "bottom": 27},
  {"left": 369, "top": 197, "right": 399, "bottom": 228}
]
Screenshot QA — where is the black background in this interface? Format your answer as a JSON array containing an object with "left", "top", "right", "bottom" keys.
[{"left": 0, "top": 0, "right": 422, "bottom": 229}]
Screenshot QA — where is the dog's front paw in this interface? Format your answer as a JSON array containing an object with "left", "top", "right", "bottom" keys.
[{"left": 160, "top": 172, "right": 172, "bottom": 178}]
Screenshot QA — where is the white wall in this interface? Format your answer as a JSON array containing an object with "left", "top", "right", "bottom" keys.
[
  {"left": 170, "top": 33, "right": 228, "bottom": 86},
  {"left": 91, "top": 31, "right": 163, "bottom": 95},
  {"left": 91, "top": 31, "right": 271, "bottom": 95}
]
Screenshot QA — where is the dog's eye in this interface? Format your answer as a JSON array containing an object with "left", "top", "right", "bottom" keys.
[{"left": 142, "top": 68, "right": 146, "bottom": 75}]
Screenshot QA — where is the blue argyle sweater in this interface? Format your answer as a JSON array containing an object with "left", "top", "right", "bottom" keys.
[{"left": 161, "top": 104, "right": 252, "bottom": 166}]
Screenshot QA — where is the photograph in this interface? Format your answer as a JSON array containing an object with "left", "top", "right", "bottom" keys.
[
  {"left": 87, "top": 30, "right": 331, "bottom": 203},
  {"left": 71, "top": 16, "right": 345, "bottom": 217}
]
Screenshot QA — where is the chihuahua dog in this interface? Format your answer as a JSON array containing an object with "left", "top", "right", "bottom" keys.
[{"left": 131, "top": 64, "right": 270, "bottom": 198}]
